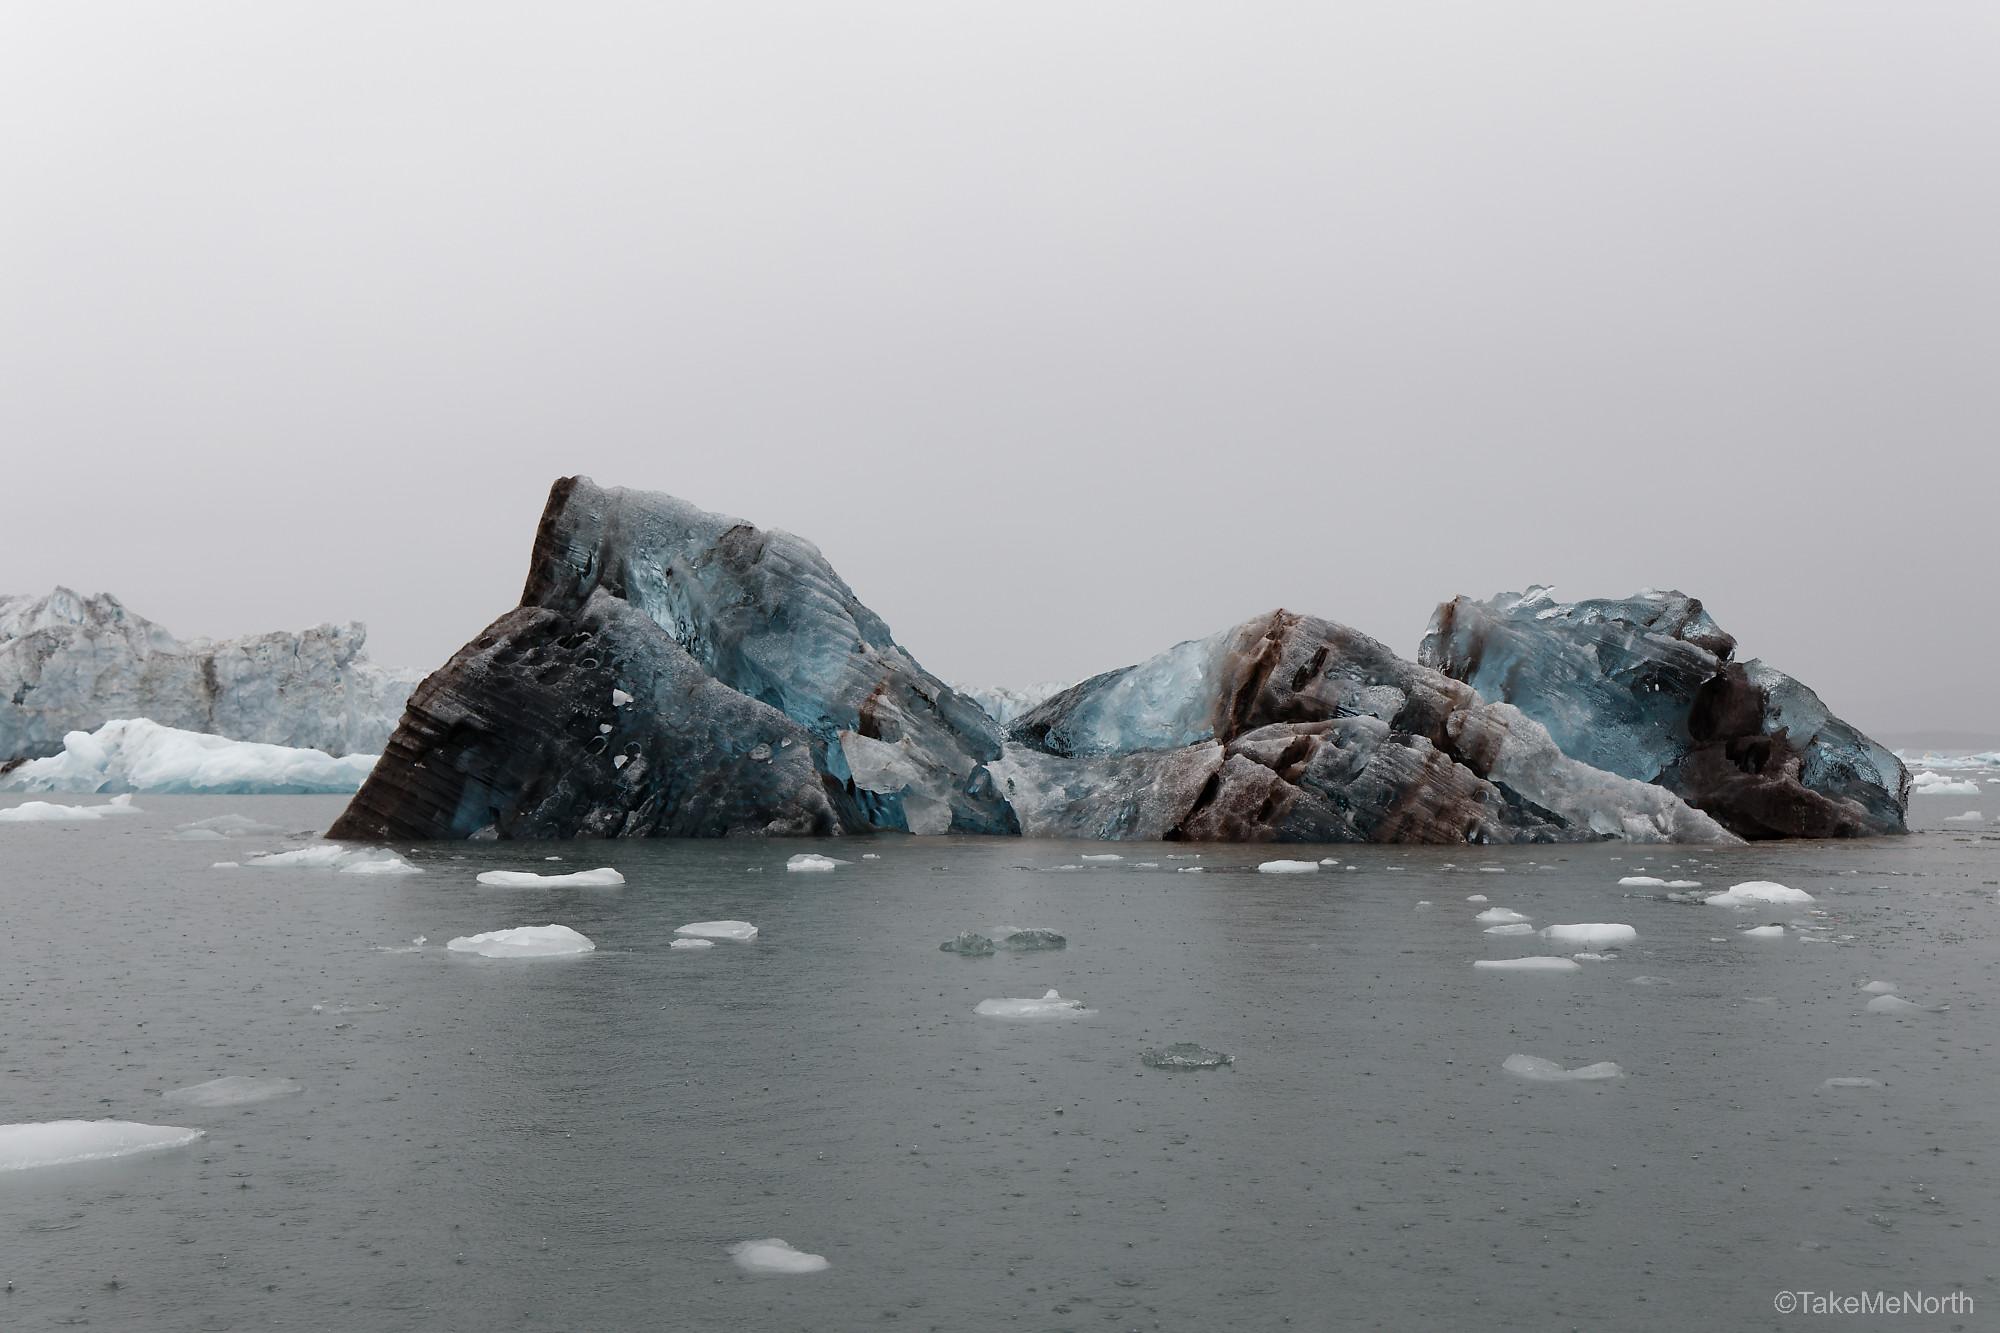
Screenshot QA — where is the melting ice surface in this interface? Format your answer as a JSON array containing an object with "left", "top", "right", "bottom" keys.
[
  {"left": 0, "top": 794, "right": 143, "bottom": 822},
  {"left": 476, "top": 867, "right": 625, "bottom": 888},
  {"left": 1502, "top": 1055, "right": 1625, "bottom": 1082},
  {"left": 162, "top": 1076, "right": 302, "bottom": 1107},
  {"left": 728, "top": 1238, "right": 829, "bottom": 1274},
  {"left": 1704, "top": 881, "right": 1814, "bottom": 907},
  {"left": 1541, "top": 924, "right": 1637, "bottom": 947},
  {"left": 0, "top": 1121, "right": 204, "bottom": 1171},
  {"left": 446, "top": 925, "right": 596, "bottom": 958},
  {"left": 975, "top": 989, "right": 1094, "bottom": 1019},
  {"left": 0, "top": 719, "right": 377, "bottom": 795},
  {"left": 674, "top": 921, "right": 758, "bottom": 942}
]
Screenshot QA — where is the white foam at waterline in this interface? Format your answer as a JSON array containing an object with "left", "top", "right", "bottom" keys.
[
  {"left": 1473, "top": 957, "right": 1580, "bottom": 972},
  {"left": 786, "top": 854, "right": 839, "bottom": 872},
  {"left": 446, "top": 925, "right": 596, "bottom": 958},
  {"left": 974, "top": 989, "right": 1095, "bottom": 1018},
  {"left": 1474, "top": 908, "right": 1530, "bottom": 925},
  {"left": 1740, "top": 925, "right": 1785, "bottom": 939},
  {"left": 669, "top": 938, "right": 714, "bottom": 950},
  {"left": 1704, "top": 881, "right": 1814, "bottom": 907},
  {"left": 1483, "top": 922, "right": 1535, "bottom": 935},
  {"left": 1822, "top": 1078, "right": 1880, "bottom": 1089},
  {"left": 1466, "top": 894, "right": 1488, "bottom": 903},
  {"left": 1541, "top": 923, "right": 1638, "bottom": 947},
  {"left": 1258, "top": 860, "right": 1318, "bottom": 874},
  {"left": 1861, "top": 980, "right": 1897, "bottom": 994},
  {"left": 1502, "top": 1054, "right": 1624, "bottom": 1082},
  {"left": 475, "top": 867, "right": 624, "bottom": 888},
  {"left": 162, "top": 1076, "right": 301, "bottom": 1107},
  {"left": 728, "top": 1238, "right": 829, "bottom": 1274},
  {"left": 675, "top": 920, "right": 758, "bottom": 942},
  {"left": 1080, "top": 854, "right": 1122, "bottom": 862},
  {"left": 1867, "top": 994, "right": 1947, "bottom": 1015},
  {"left": 0, "top": 1120, "right": 204, "bottom": 1171},
  {"left": 0, "top": 796, "right": 145, "bottom": 822},
  {"left": 1942, "top": 810, "right": 1984, "bottom": 823}
]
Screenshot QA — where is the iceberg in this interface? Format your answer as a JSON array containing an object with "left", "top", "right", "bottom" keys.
[
  {"left": 475, "top": 867, "right": 625, "bottom": 887},
  {"left": 728, "top": 1238, "right": 829, "bottom": 1274},
  {"left": 1502, "top": 1054, "right": 1625, "bottom": 1082},
  {"left": 1420, "top": 587, "right": 1907, "bottom": 838},
  {"left": 446, "top": 924, "right": 596, "bottom": 957},
  {"left": 975, "top": 989, "right": 1094, "bottom": 1018},
  {"left": 0, "top": 1120, "right": 204, "bottom": 1170},
  {"left": 1483, "top": 922, "right": 1535, "bottom": 935},
  {"left": 0, "top": 794, "right": 143, "bottom": 822},
  {"left": 0, "top": 588, "right": 416, "bottom": 765},
  {"left": 674, "top": 920, "right": 758, "bottom": 942},
  {"left": 1739, "top": 924, "right": 1786, "bottom": 939},
  {"left": 0, "top": 719, "right": 378, "bottom": 794},
  {"left": 998, "top": 928, "right": 1065, "bottom": 951},
  {"left": 669, "top": 937, "right": 713, "bottom": 949},
  {"left": 1704, "top": 881, "right": 1814, "bottom": 907},
  {"left": 162, "top": 1076, "right": 302, "bottom": 1107}
]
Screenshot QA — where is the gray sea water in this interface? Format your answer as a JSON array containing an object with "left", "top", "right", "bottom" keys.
[{"left": 1, "top": 789, "right": 1995, "bottom": 1331}]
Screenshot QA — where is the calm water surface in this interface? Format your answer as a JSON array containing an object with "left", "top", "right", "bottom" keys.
[{"left": 1, "top": 790, "right": 1995, "bottom": 1331}]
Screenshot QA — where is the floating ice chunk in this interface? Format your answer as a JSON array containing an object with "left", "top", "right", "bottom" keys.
[
  {"left": 940, "top": 931, "right": 996, "bottom": 955},
  {"left": 1134, "top": 861, "right": 1159, "bottom": 868},
  {"left": 181, "top": 812, "right": 290, "bottom": 837},
  {"left": 1484, "top": 922, "right": 1536, "bottom": 935},
  {"left": 1942, "top": 810, "right": 1984, "bottom": 823},
  {"left": 475, "top": 867, "right": 625, "bottom": 888},
  {"left": 611, "top": 689, "right": 633, "bottom": 707},
  {"left": 1665, "top": 880, "right": 1702, "bottom": 889},
  {"left": 1258, "top": 860, "right": 1318, "bottom": 874},
  {"left": 1704, "top": 881, "right": 1814, "bottom": 907},
  {"left": 1140, "top": 1043, "right": 1232, "bottom": 1070},
  {"left": 247, "top": 844, "right": 353, "bottom": 868},
  {"left": 340, "top": 854, "right": 422, "bottom": 876},
  {"left": 1541, "top": 923, "right": 1637, "bottom": 947},
  {"left": 728, "top": 1238, "right": 828, "bottom": 1274},
  {"left": 1176, "top": 866, "right": 1205, "bottom": 873},
  {"left": 669, "top": 938, "right": 713, "bottom": 950},
  {"left": 1861, "top": 980, "right": 1897, "bottom": 994},
  {"left": 169, "top": 827, "right": 226, "bottom": 841},
  {"left": 1572, "top": 952, "right": 1612, "bottom": 961},
  {"left": 1473, "top": 957, "right": 1580, "bottom": 972},
  {"left": 1740, "top": 924, "right": 1785, "bottom": 939},
  {"left": 1618, "top": 875, "right": 1667, "bottom": 886},
  {"left": 1628, "top": 975, "right": 1672, "bottom": 985},
  {"left": 211, "top": 861, "right": 238, "bottom": 868},
  {"left": 1319, "top": 857, "right": 1340, "bottom": 865},
  {"left": 1478, "top": 867, "right": 1506, "bottom": 873},
  {"left": 1466, "top": 894, "right": 1488, "bottom": 902},
  {"left": 1822, "top": 1077, "right": 1880, "bottom": 1088},
  {"left": 0, "top": 719, "right": 378, "bottom": 795},
  {"left": 446, "top": 924, "right": 596, "bottom": 958},
  {"left": 1866, "top": 995, "right": 1947, "bottom": 1015},
  {"left": 0, "top": 797, "right": 145, "bottom": 822},
  {"left": 861, "top": 853, "right": 880, "bottom": 859},
  {"left": 162, "top": 1076, "right": 302, "bottom": 1107},
  {"left": 1474, "top": 908, "right": 1530, "bottom": 925},
  {"left": 1911, "top": 773, "right": 1979, "bottom": 796},
  {"left": 999, "top": 928, "right": 1066, "bottom": 951},
  {"left": 1079, "top": 853, "right": 1123, "bottom": 862},
  {"left": 786, "top": 854, "right": 839, "bottom": 872},
  {"left": 1502, "top": 1054, "right": 1624, "bottom": 1082},
  {"left": 0, "top": 1120, "right": 205, "bottom": 1171},
  {"left": 975, "top": 989, "right": 1095, "bottom": 1018},
  {"left": 675, "top": 920, "right": 757, "bottom": 942}
]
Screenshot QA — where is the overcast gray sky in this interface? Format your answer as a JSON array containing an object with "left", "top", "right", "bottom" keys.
[{"left": 4, "top": 3, "right": 1995, "bottom": 738}]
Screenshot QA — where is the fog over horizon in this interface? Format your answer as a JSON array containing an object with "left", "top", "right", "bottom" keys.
[{"left": 4, "top": 4, "right": 1995, "bottom": 740}]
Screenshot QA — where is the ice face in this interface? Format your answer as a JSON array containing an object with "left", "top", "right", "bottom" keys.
[
  {"left": 674, "top": 920, "right": 758, "bottom": 942},
  {"left": 727, "top": 1238, "right": 829, "bottom": 1274},
  {"left": 1473, "top": 957, "right": 1582, "bottom": 972},
  {"left": 446, "top": 925, "right": 596, "bottom": 958},
  {"left": 0, "top": 796, "right": 144, "bottom": 821},
  {"left": 0, "top": 588, "right": 416, "bottom": 765},
  {"left": 1420, "top": 587, "right": 1907, "bottom": 839},
  {"left": 0, "top": 1120, "right": 204, "bottom": 1171},
  {"left": 1501, "top": 1054, "right": 1625, "bottom": 1081},
  {"left": 1540, "top": 924, "right": 1637, "bottom": 947},
  {"left": 1704, "top": 881, "right": 1815, "bottom": 906},
  {"left": 0, "top": 719, "right": 380, "bottom": 794},
  {"left": 162, "top": 1076, "right": 302, "bottom": 1107},
  {"left": 1140, "top": 1043, "right": 1232, "bottom": 1070},
  {"left": 975, "top": 989, "right": 1094, "bottom": 1018},
  {"left": 475, "top": 867, "right": 625, "bottom": 887}
]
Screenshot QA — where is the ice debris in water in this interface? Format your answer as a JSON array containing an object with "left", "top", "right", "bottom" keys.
[
  {"left": 475, "top": 867, "right": 624, "bottom": 888},
  {"left": 669, "top": 938, "right": 713, "bottom": 950},
  {"left": 999, "top": 928, "right": 1066, "bottom": 951},
  {"left": 162, "top": 1076, "right": 302, "bottom": 1107},
  {"left": 1704, "top": 881, "right": 1814, "bottom": 907},
  {"left": 675, "top": 920, "right": 758, "bottom": 942},
  {"left": 786, "top": 854, "right": 840, "bottom": 872},
  {"left": 940, "top": 931, "right": 996, "bottom": 956},
  {"left": 1823, "top": 1077, "right": 1880, "bottom": 1089},
  {"left": 1572, "top": 952, "right": 1612, "bottom": 961},
  {"left": 975, "top": 989, "right": 1095, "bottom": 1018},
  {"left": 1619, "top": 875, "right": 1703, "bottom": 888},
  {"left": 1258, "top": 860, "right": 1318, "bottom": 873},
  {"left": 211, "top": 861, "right": 238, "bottom": 869},
  {"left": 1475, "top": 908, "right": 1530, "bottom": 925},
  {"left": 1080, "top": 853, "right": 1122, "bottom": 862},
  {"left": 171, "top": 813, "right": 285, "bottom": 840},
  {"left": 728, "top": 1238, "right": 829, "bottom": 1274},
  {"left": 1502, "top": 1054, "right": 1624, "bottom": 1082},
  {"left": 1177, "top": 866, "right": 1205, "bottom": 873},
  {"left": 0, "top": 719, "right": 378, "bottom": 794},
  {"left": 1140, "top": 1043, "right": 1233, "bottom": 1070},
  {"left": 340, "top": 855, "right": 423, "bottom": 876},
  {"left": 862, "top": 853, "right": 880, "bottom": 859},
  {"left": 446, "top": 924, "right": 596, "bottom": 958},
  {"left": 0, "top": 1120, "right": 204, "bottom": 1171},
  {"left": 246, "top": 843, "right": 420, "bottom": 875},
  {"left": 1628, "top": 975, "right": 1672, "bottom": 985},
  {"left": 1911, "top": 772, "right": 1980, "bottom": 796},
  {"left": 1861, "top": 980, "right": 1897, "bottom": 994},
  {"left": 1484, "top": 922, "right": 1535, "bottom": 935},
  {"left": 1466, "top": 894, "right": 1488, "bottom": 902},
  {"left": 1541, "top": 924, "right": 1637, "bottom": 947},
  {"left": 1739, "top": 924, "right": 1785, "bottom": 939},
  {"left": 1942, "top": 810, "right": 1984, "bottom": 823},
  {"left": 0, "top": 795, "right": 144, "bottom": 822},
  {"left": 1474, "top": 957, "right": 1580, "bottom": 972},
  {"left": 1867, "top": 994, "right": 1947, "bottom": 1015},
  {"left": 1319, "top": 857, "right": 1340, "bottom": 865}
]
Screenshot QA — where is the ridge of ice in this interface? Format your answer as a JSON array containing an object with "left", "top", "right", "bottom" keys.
[
  {"left": 476, "top": 867, "right": 625, "bottom": 888},
  {"left": 446, "top": 924, "right": 596, "bottom": 958},
  {"left": 0, "top": 1120, "right": 204, "bottom": 1171}
]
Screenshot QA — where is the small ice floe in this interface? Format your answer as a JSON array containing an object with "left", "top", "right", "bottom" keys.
[
  {"left": 1140, "top": 1043, "right": 1232, "bottom": 1070},
  {"left": 446, "top": 925, "right": 596, "bottom": 958},
  {"left": 675, "top": 920, "right": 758, "bottom": 942},
  {"left": 1628, "top": 975, "right": 1672, "bottom": 985},
  {"left": 999, "top": 928, "right": 1065, "bottom": 951},
  {"left": 1177, "top": 866, "right": 1205, "bottom": 873},
  {"left": 0, "top": 1120, "right": 204, "bottom": 1171},
  {"left": 162, "top": 1076, "right": 302, "bottom": 1107},
  {"left": 1618, "top": 875, "right": 1667, "bottom": 887},
  {"left": 1134, "top": 861, "right": 1159, "bottom": 868},
  {"left": 1540, "top": 924, "right": 1637, "bottom": 947},
  {"left": 940, "top": 931, "right": 996, "bottom": 956},
  {"left": 728, "top": 1238, "right": 828, "bottom": 1274},
  {"left": 861, "top": 853, "right": 880, "bottom": 860},
  {"left": 1483, "top": 922, "right": 1535, "bottom": 936},
  {"left": 0, "top": 795, "right": 144, "bottom": 822},
  {"left": 975, "top": 989, "right": 1094, "bottom": 1018},
  {"left": 1478, "top": 867, "right": 1506, "bottom": 873},
  {"left": 1866, "top": 995, "right": 1947, "bottom": 1015},
  {"left": 546, "top": 856, "right": 562, "bottom": 861},
  {"left": 611, "top": 689, "right": 633, "bottom": 707},
  {"left": 1258, "top": 860, "right": 1318, "bottom": 874},
  {"left": 1319, "top": 857, "right": 1339, "bottom": 865},
  {"left": 211, "top": 861, "right": 239, "bottom": 869},
  {"left": 1665, "top": 880, "right": 1702, "bottom": 889},
  {"left": 1466, "top": 894, "right": 1488, "bottom": 903},
  {"left": 1861, "top": 980, "right": 1897, "bottom": 994},
  {"left": 171, "top": 813, "right": 284, "bottom": 840},
  {"left": 1822, "top": 1078, "right": 1881, "bottom": 1089},
  {"left": 1911, "top": 772, "right": 1979, "bottom": 796},
  {"left": 1704, "top": 881, "right": 1814, "bottom": 907},
  {"left": 1942, "top": 811, "right": 1984, "bottom": 823},
  {"left": 1572, "top": 952, "right": 1613, "bottom": 962},
  {"left": 475, "top": 867, "right": 625, "bottom": 888},
  {"left": 1080, "top": 854, "right": 1123, "bottom": 862},
  {"left": 1740, "top": 925, "right": 1786, "bottom": 939},
  {"left": 1415, "top": 900, "right": 1433, "bottom": 909},
  {"left": 247, "top": 844, "right": 419, "bottom": 875},
  {"left": 669, "top": 938, "right": 713, "bottom": 950},
  {"left": 340, "top": 855, "right": 424, "bottom": 876},
  {"left": 786, "top": 854, "right": 840, "bottom": 872},
  {"left": 1502, "top": 1054, "right": 1624, "bottom": 1082},
  {"left": 1474, "top": 908, "right": 1530, "bottom": 925},
  {"left": 1473, "top": 957, "right": 1580, "bottom": 972}
]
